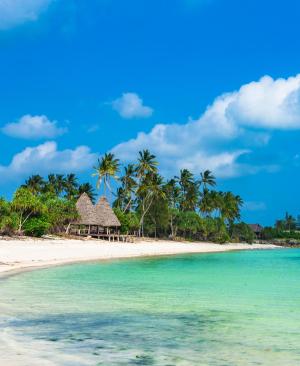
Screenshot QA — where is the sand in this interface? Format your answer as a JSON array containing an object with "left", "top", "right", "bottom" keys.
[{"left": 0, "top": 238, "right": 280, "bottom": 275}]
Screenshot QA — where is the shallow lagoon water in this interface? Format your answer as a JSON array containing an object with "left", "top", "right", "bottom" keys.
[{"left": 0, "top": 249, "right": 300, "bottom": 365}]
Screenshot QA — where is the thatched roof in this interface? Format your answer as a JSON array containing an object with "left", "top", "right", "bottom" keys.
[
  {"left": 75, "top": 193, "right": 99, "bottom": 225},
  {"left": 248, "top": 224, "right": 263, "bottom": 233},
  {"left": 95, "top": 196, "right": 121, "bottom": 227},
  {"left": 74, "top": 193, "right": 120, "bottom": 227}
]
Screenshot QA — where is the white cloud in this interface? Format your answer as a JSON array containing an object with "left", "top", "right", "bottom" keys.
[
  {"left": 0, "top": 0, "right": 52, "bottom": 30},
  {"left": 227, "top": 75, "right": 300, "bottom": 129},
  {"left": 112, "top": 75, "right": 300, "bottom": 178},
  {"left": 0, "top": 141, "right": 97, "bottom": 181},
  {"left": 244, "top": 201, "right": 267, "bottom": 211},
  {"left": 2, "top": 115, "right": 67, "bottom": 139},
  {"left": 112, "top": 92, "right": 153, "bottom": 119}
]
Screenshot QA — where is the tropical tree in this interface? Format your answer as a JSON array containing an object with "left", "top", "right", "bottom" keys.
[
  {"left": 285, "top": 212, "right": 296, "bottom": 231},
  {"left": 176, "top": 169, "right": 199, "bottom": 211},
  {"left": 64, "top": 173, "right": 78, "bottom": 200},
  {"left": 78, "top": 183, "right": 96, "bottom": 203},
  {"left": 164, "top": 179, "right": 181, "bottom": 238},
  {"left": 11, "top": 187, "right": 46, "bottom": 234},
  {"left": 230, "top": 222, "right": 255, "bottom": 243},
  {"left": 136, "top": 173, "right": 165, "bottom": 236},
  {"left": 22, "top": 175, "right": 45, "bottom": 194},
  {"left": 136, "top": 150, "right": 158, "bottom": 178},
  {"left": 43, "top": 196, "right": 78, "bottom": 232},
  {"left": 45, "top": 174, "right": 65, "bottom": 196},
  {"left": 113, "top": 187, "right": 126, "bottom": 210},
  {"left": 92, "top": 153, "right": 120, "bottom": 197},
  {"left": 219, "top": 192, "right": 243, "bottom": 225},
  {"left": 0, "top": 198, "right": 16, "bottom": 234},
  {"left": 177, "top": 211, "right": 203, "bottom": 239},
  {"left": 199, "top": 170, "right": 216, "bottom": 192},
  {"left": 119, "top": 164, "right": 137, "bottom": 212}
]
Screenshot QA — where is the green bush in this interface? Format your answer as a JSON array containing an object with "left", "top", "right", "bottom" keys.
[
  {"left": 0, "top": 214, "right": 18, "bottom": 235},
  {"left": 230, "top": 222, "right": 255, "bottom": 243},
  {"left": 208, "top": 218, "right": 230, "bottom": 244},
  {"left": 114, "top": 208, "right": 139, "bottom": 234},
  {"left": 0, "top": 198, "right": 18, "bottom": 235},
  {"left": 213, "top": 227, "right": 230, "bottom": 244},
  {"left": 23, "top": 217, "right": 50, "bottom": 237},
  {"left": 261, "top": 227, "right": 300, "bottom": 241}
]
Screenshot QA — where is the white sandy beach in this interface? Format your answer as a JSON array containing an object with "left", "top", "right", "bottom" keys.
[{"left": 0, "top": 238, "right": 279, "bottom": 275}]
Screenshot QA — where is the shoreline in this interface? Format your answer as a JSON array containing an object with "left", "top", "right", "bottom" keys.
[{"left": 0, "top": 238, "right": 281, "bottom": 278}]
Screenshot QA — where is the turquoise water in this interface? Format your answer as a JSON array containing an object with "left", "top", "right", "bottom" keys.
[{"left": 0, "top": 249, "right": 300, "bottom": 365}]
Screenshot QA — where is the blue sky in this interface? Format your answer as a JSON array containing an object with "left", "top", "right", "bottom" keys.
[{"left": 1, "top": 0, "right": 300, "bottom": 225}]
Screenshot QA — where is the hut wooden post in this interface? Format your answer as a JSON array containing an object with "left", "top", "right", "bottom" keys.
[{"left": 65, "top": 223, "right": 71, "bottom": 234}]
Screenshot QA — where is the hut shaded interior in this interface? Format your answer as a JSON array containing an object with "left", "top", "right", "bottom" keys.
[{"left": 69, "top": 193, "right": 122, "bottom": 239}]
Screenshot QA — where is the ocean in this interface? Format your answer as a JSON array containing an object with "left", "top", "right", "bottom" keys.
[{"left": 0, "top": 249, "right": 299, "bottom": 365}]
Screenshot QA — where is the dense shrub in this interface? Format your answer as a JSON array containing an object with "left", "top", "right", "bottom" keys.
[
  {"left": 261, "top": 227, "right": 300, "bottom": 241},
  {"left": 114, "top": 208, "right": 139, "bottom": 234},
  {"left": 23, "top": 217, "right": 50, "bottom": 237},
  {"left": 230, "top": 222, "right": 255, "bottom": 243},
  {"left": 209, "top": 219, "right": 230, "bottom": 244}
]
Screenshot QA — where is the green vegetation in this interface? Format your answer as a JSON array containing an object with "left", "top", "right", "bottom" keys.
[
  {"left": 0, "top": 174, "right": 86, "bottom": 237},
  {"left": 0, "top": 150, "right": 247, "bottom": 243},
  {"left": 110, "top": 149, "right": 245, "bottom": 243},
  {"left": 261, "top": 212, "right": 300, "bottom": 243}
]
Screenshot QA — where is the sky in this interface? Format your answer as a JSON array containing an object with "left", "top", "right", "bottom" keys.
[{"left": 0, "top": 0, "right": 300, "bottom": 225}]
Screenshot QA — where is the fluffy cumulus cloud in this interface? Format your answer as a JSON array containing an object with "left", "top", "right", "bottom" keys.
[
  {"left": 0, "top": 0, "right": 52, "bottom": 30},
  {"left": 112, "top": 75, "right": 300, "bottom": 178},
  {"left": 112, "top": 92, "right": 153, "bottom": 119},
  {"left": 0, "top": 141, "right": 97, "bottom": 181},
  {"left": 1, "top": 115, "right": 67, "bottom": 139}
]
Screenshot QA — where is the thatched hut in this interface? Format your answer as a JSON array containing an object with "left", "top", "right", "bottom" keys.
[
  {"left": 95, "top": 196, "right": 121, "bottom": 227},
  {"left": 75, "top": 193, "right": 99, "bottom": 225},
  {"left": 69, "top": 193, "right": 121, "bottom": 237}
]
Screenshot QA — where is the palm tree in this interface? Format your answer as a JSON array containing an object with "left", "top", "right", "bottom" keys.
[
  {"left": 92, "top": 153, "right": 120, "bottom": 197},
  {"left": 137, "top": 173, "right": 165, "bottom": 237},
  {"left": 64, "top": 174, "right": 78, "bottom": 200},
  {"left": 22, "top": 175, "right": 45, "bottom": 195},
  {"left": 285, "top": 212, "right": 295, "bottom": 231},
  {"left": 199, "top": 170, "right": 216, "bottom": 192},
  {"left": 113, "top": 187, "right": 126, "bottom": 210},
  {"left": 220, "top": 192, "right": 243, "bottom": 224},
  {"left": 135, "top": 150, "right": 159, "bottom": 236},
  {"left": 136, "top": 150, "right": 158, "bottom": 178},
  {"left": 46, "top": 174, "right": 65, "bottom": 196},
  {"left": 119, "top": 164, "right": 137, "bottom": 212},
  {"left": 164, "top": 179, "right": 181, "bottom": 238},
  {"left": 78, "top": 183, "right": 96, "bottom": 203},
  {"left": 176, "top": 169, "right": 194, "bottom": 195},
  {"left": 199, "top": 190, "right": 214, "bottom": 217},
  {"left": 164, "top": 179, "right": 180, "bottom": 210},
  {"left": 176, "top": 169, "right": 199, "bottom": 211}
]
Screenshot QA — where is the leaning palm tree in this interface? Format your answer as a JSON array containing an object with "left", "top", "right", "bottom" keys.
[
  {"left": 136, "top": 173, "right": 165, "bottom": 237},
  {"left": 199, "top": 170, "right": 216, "bottom": 192},
  {"left": 120, "top": 164, "right": 137, "bottom": 212},
  {"left": 92, "top": 153, "right": 120, "bottom": 197}
]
